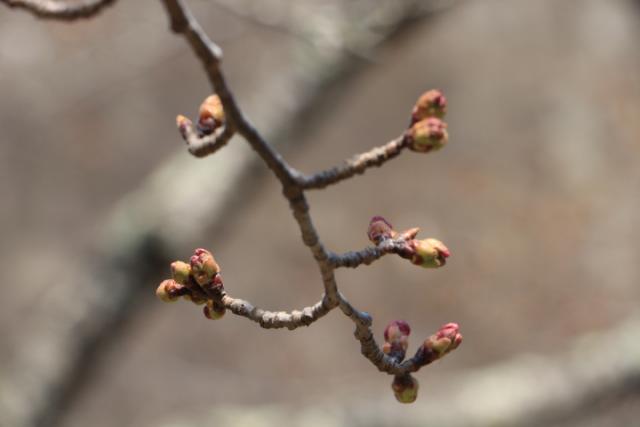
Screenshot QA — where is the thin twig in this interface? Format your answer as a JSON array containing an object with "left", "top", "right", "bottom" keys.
[{"left": 299, "top": 135, "right": 408, "bottom": 190}]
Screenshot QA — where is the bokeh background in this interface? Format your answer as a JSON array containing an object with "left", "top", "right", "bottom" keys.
[{"left": 1, "top": 0, "right": 640, "bottom": 426}]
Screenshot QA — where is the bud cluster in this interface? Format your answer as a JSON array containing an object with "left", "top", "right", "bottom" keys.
[
  {"left": 383, "top": 322, "right": 461, "bottom": 403},
  {"left": 155, "top": 248, "right": 226, "bottom": 320},
  {"left": 406, "top": 89, "right": 449, "bottom": 153},
  {"left": 367, "top": 216, "right": 450, "bottom": 269}
]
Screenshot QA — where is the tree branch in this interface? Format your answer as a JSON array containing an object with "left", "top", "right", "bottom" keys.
[{"left": 299, "top": 135, "right": 409, "bottom": 190}]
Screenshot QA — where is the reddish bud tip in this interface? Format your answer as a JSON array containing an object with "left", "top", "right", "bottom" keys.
[
  {"left": 384, "top": 320, "right": 411, "bottom": 342},
  {"left": 423, "top": 322, "right": 462, "bottom": 360},
  {"left": 367, "top": 216, "right": 395, "bottom": 245},
  {"left": 412, "top": 89, "right": 447, "bottom": 123},
  {"left": 407, "top": 118, "right": 449, "bottom": 153},
  {"left": 190, "top": 248, "right": 221, "bottom": 286}
]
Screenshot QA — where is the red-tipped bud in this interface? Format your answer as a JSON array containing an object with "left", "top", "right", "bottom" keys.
[
  {"left": 423, "top": 322, "right": 462, "bottom": 359},
  {"left": 412, "top": 89, "right": 447, "bottom": 123},
  {"left": 155, "top": 279, "right": 187, "bottom": 303},
  {"left": 198, "top": 94, "right": 225, "bottom": 135},
  {"left": 203, "top": 299, "right": 226, "bottom": 320},
  {"left": 367, "top": 216, "right": 395, "bottom": 245},
  {"left": 190, "top": 248, "right": 220, "bottom": 286},
  {"left": 391, "top": 375, "right": 419, "bottom": 404},
  {"left": 409, "top": 238, "right": 450, "bottom": 268},
  {"left": 170, "top": 260, "right": 191, "bottom": 285},
  {"left": 383, "top": 320, "right": 411, "bottom": 360},
  {"left": 407, "top": 118, "right": 449, "bottom": 153},
  {"left": 384, "top": 320, "right": 411, "bottom": 342}
]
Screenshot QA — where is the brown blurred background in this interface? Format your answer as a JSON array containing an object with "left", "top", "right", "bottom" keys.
[{"left": 1, "top": 1, "right": 640, "bottom": 426}]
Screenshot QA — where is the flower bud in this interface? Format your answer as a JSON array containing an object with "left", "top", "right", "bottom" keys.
[
  {"left": 190, "top": 248, "right": 220, "bottom": 286},
  {"left": 176, "top": 114, "right": 193, "bottom": 140},
  {"left": 203, "top": 299, "right": 226, "bottom": 320},
  {"left": 198, "top": 94, "right": 225, "bottom": 135},
  {"left": 409, "top": 238, "right": 450, "bottom": 268},
  {"left": 155, "top": 279, "right": 186, "bottom": 303},
  {"left": 367, "top": 216, "right": 395, "bottom": 245},
  {"left": 383, "top": 320, "right": 411, "bottom": 360},
  {"left": 384, "top": 320, "right": 411, "bottom": 342},
  {"left": 412, "top": 89, "right": 447, "bottom": 123},
  {"left": 391, "top": 375, "right": 419, "bottom": 404},
  {"left": 406, "top": 118, "right": 448, "bottom": 153},
  {"left": 170, "top": 261, "right": 191, "bottom": 285},
  {"left": 423, "top": 322, "right": 462, "bottom": 359}
]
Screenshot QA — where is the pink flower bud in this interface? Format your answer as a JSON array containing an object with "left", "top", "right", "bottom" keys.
[
  {"left": 170, "top": 260, "right": 191, "bottom": 285},
  {"left": 409, "top": 238, "right": 450, "bottom": 268},
  {"left": 384, "top": 320, "right": 411, "bottom": 342},
  {"left": 190, "top": 248, "right": 221, "bottom": 286},
  {"left": 203, "top": 299, "right": 226, "bottom": 320},
  {"left": 412, "top": 89, "right": 447, "bottom": 123},
  {"left": 407, "top": 117, "right": 449, "bottom": 153},
  {"left": 198, "top": 94, "right": 225, "bottom": 135},
  {"left": 383, "top": 320, "right": 411, "bottom": 360},
  {"left": 423, "top": 322, "right": 462, "bottom": 359},
  {"left": 367, "top": 216, "right": 395, "bottom": 244},
  {"left": 391, "top": 375, "right": 419, "bottom": 404},
  {"left": 155, "top": 279, "right": 187, "bottom": 303}
]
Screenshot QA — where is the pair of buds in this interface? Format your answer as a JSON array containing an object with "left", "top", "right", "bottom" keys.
[
  {"left": 176, "top": 94, "right": 226, "bottom": 139},
  {"left": 367, "top": 216, "right": 451, "bottom": 268},
  {"left": 384, "top": 321, "right": 463, "bottom": 403},
  {"left": 405, "top": 89, "right": 449, "bottom": 153},
  {"left": 155, "top": 248, "right": 226, "bottom": 320}
]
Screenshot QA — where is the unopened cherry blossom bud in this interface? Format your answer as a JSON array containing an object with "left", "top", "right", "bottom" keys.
[
  {"left": 155, "top": 279, "right": 187, "bottom": 303},
  {"left": 198, "top": 94, "right": 225, "bottom": 135},
  {"left": 423, "top": 322, "right": 462, "bottom": 359},
  {"left": 367, "top": 216, "right": 395, "bottom": 244},
  {"left": 412, "top": 89, "right": 447, "bottom": 123},
  {"left": 406, "top": 118, "right": 448, "bottom": 153},
  {"left": 384, "top": 320, "right": 411, "bottom": 342},
  {"left": 383, "top": 320, "right": 411, "bottom": 360},
  {"left": 409, "top": 238, "right": 450, "bottom": 268},
  {"left": 190, "top": 248, "right": 220, "bottom": 286},
  {"left": 391, "top": 375, "right": 419, "bottom": 404},
  {"left": 170, "top": 261, "right": 191, "bottom": 285},
  {"left": 203, "top": 299, "right": 226, "bottom": 320}
]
